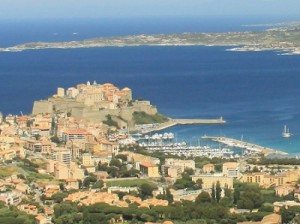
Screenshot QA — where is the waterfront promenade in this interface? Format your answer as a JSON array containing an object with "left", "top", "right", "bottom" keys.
[
  {"left": 141, "top": 117, "right": 226, "bottom": 133},
  {"left": 201, "top": 136, "right": 288, "bottom": 156}
]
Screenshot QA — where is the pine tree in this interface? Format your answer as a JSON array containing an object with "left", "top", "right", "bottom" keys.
[
  {"left": 211, "top": 183, "right": 216, "bottom": 201},
  {"left": 216, "top": 181, "right": 222, "bottom": 203}
]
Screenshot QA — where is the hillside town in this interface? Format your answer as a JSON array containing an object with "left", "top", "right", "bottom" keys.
[{"left": 0, "top": 83, "right": 300, "bottom": 224}]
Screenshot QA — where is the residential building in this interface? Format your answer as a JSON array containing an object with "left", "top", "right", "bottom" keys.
[
  {"left": 170, "top": 189, "right": 203, "bottom": 202},
  {"left": 241, "top": 171, "right": 299, "bottom": 188},
  {"left": 0, "top": 191, "right": 23, "bottom": 205},
  {"left": 25, "top": 139, "right": 53, "bottom": 154},
  {"left": 18, "top": 204, "right": 38, "bottom": 215},
  {"left": 0, "top": 136, "right": 15, "bottom": 150},
  {"left": 46, "top": 159, "right": 56, "bottom": 173},
  {"left": 192, "top": 174, "right": 234, "bottom": 189},
  {"left": 97, "top": 138, "right": 119, "bottom": 156},
  {"left": 237, "top": 213, "right": 281, "bottom": 224},
  {"left": 35, "top": 215, "right": 52, "bottom": 224},
  {"left": 167, "top": 166, "right": 183, "bottom": 178},
  {"left": 203, "top": 164, "right": 215, "bottom": 173},
  {"left": 294, "top": 189, "right": 300, "bottom": 201},
  {"left": 163, "top": 158, "right": 195, "bottom": 178},
  {"left": 0, "top": 149, "right": 16, "bottom": 161},
  {"left": 164, "top": 158, "right": 195, "bottom": 170},
  {"left": 273, "top": 201, "right": 300, "bottom": 213},
  {"left": 223, "top": 162, "right": 240, "bottom": 178},
  {"left": 140, "top": 162, "right": 160, "bottom": 178},
  {"left": 69, "top": 165, "right": 85, "bottom": 180},
  {"left": 108, "top": 186, "right": 138, "bottom": 194},
  {"left": 82, "top": 153, "right": 94, "bottom": 166},
  {"left": 54, "top": 162, "right": 70, "bottom": 180},
  {"left": 52, "top": 148, "right": 71, "bottom": 164},
  {"left": 65, "top": 178, "right": 80, "bottom": 190},
  {"left": 62, "top": 128, "right": 91, "bottom": 142},
  {"left": 275, "top": 185, "right": 295, "bottom": 196}
]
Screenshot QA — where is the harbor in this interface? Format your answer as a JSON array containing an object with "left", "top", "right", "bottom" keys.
[{"left": 201, "top": 135, "right": 288, "bottom": 156}]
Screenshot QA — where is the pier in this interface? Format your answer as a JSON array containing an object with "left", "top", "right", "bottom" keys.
[
  {"left": 140, "top": 117, "right": 226, "bottom": 134},
  {"left": 201, "top": 136, "right": 288, "bottom": 156}
]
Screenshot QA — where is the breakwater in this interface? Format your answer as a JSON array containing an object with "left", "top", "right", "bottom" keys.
[
  {"left": 141, "top": 117, "right": 226, "bottom": 133},
  {"left": 201, "top": 136, "right": 288, "bottom": 156}
]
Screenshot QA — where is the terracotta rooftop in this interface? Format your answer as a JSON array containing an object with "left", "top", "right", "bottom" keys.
[
  {"left": 63, "top": 128, "right": 90, "bottom": 135},
  {"left": 17, "top": 116, "right": 28, "bottom": 121},
  {"left": 140, "top": 162, "right": 157, "bottom": 168},
  {"left": 66, "top": 178, "right": 78, "bottom": 182}
]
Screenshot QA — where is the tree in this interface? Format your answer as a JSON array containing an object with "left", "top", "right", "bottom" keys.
[
  {"left": 173, "top": 172, "right": 195, "bottom": 190},
  {"left": 237, "top": 198, "right": 254, "bottom": 211},
  {"left": 107, "top": 166, "right": 119, "bottom": 178},
  {"left": 115, "top": 154, "right": 127, "bottom": 162},
  {"left": 184, "top": 168, "right": 195, "bottom": 175},
  {"left": 91, "top": 180, "right": 104, "bottom": 189},
  {"left": 34, "top": 134, "right": 41, "bottom": 140},
  {"left": 224, "top": 186, "right": 232, "bottom": 198},
  {"left": 59, "top": 183, "right": 65, "bottom": 191},
  {"left": 216, "top": 181, "right": 222, "bottom": 203},
  {"left": 252, "top": 166, "right": 259, "bottom": 172},
  {"left": 165, "top": 188, "right": 174, "bottom": 203},
  {"left": 156, "top": 188, "right": 174, "bottom": 204},
  {"left": 82, "top": 176, "right": 97, "bottom": 188},
  {"left": 109, "top": 158, "right": 122, "bottom": 168},
  {"left": 50, "top": 136, "right": 61, "bottom": 144},
  {"left": 233, "top": 187, "right": 240, "bottom": 204},
  {"left": 51, "top": 192, "right": 69, "bottom": 203},
  {"left": 211, "top": 183, "right": 216, "bottom": 201},
  {"left": 292, "top": 213, "right": 300, "bottom": 224},
  {"left": 280, "top": 206, "right": 300, "bottom": 224},
  {"left": 194, "top": 178, "right": 203, "bottom": 190},
  {"left": 98, "top": 162, "right": 108, "bottom": 171},
  {"left": 54, "top": 202, "right": 78, "bottom": 218},
  {"left": 195, "top": 191, "right": 211, "bottom": 204},
  {"left": 219, "top": 196, "right": 232, "bottom": 207},
  {"left": 237, "top": 188, "right": 263, "bottom": 211},
  {"left": 139, "top": 183, "right": 155, "bottom": 199}
]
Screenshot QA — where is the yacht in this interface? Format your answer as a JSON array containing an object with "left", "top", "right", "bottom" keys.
[{"left": 282, "top": 125, "right": 292, "bottom": 138}]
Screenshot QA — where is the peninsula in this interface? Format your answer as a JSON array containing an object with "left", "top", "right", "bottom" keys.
[{"left": 1, "top": 23, "right": 300, "bottom": 55}]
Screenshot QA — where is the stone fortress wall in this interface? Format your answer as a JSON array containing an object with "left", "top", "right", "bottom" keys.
[{"left": 32, "top": 82, "right": 158, "bottom": 128}]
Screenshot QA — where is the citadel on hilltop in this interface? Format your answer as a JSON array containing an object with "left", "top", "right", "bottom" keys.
[{"left": 32, "top": 81, "right": 158, "bottom": 129}]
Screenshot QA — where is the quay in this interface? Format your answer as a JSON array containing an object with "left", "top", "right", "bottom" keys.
[
  {"left": 201, "top": 136, "right": 288, "bottom": 156},
  {"left": 140, "top": 117, "right": 226, "bottom": 134}
]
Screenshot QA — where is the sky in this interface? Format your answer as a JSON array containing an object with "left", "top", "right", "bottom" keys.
[{"left": 1, "top": 0, "right": 300, "bottom": 20}]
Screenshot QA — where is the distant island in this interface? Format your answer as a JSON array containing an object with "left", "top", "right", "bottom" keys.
[{"left": 1, "top": 23, "right": 300, "bottom": 55}]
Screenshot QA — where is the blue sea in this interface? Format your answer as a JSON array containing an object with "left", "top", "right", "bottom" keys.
[{"left": 1, "top": 16, "right": 300, "bottom": 154}]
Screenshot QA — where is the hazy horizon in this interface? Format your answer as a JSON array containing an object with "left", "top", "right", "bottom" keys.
[{"left": 1, "top": 0, "right": 300, "bottom": 20}]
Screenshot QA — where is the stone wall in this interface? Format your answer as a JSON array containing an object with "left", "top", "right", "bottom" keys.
[
  {"left": 32, "top": 97, "right": 158, "bottom": 129},
  {"left": 32, "top": 100, "right": 53, "bottom": 115}
]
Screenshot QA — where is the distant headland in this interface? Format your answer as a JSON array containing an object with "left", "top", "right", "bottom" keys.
[{"left": 1, "top": 22, "right": 300, "bottom": 55}]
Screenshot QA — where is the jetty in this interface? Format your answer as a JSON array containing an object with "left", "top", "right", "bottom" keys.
[
  {"left": 201, "top": 136, "right": 288, "bottom": 156},
  {"left": 140, "top": 117, "right": 226, "bottom": 133}
]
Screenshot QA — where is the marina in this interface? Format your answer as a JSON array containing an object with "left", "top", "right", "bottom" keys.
[{"left": 124, "top": 132, "right": 237, "bottom": 158}]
